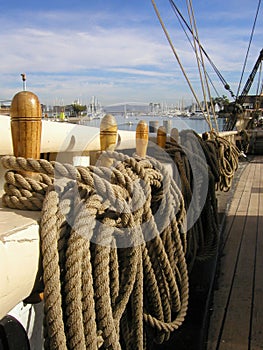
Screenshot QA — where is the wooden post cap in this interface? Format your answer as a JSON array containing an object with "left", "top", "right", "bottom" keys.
[
  {"left": 157, "top": 126, "right": 166, "bottom": 148},
  {"left": 136, "top": 120, "right": 148, "bottom": 158},
  {"left": 10, "top": 91, "right": 42, "bottom": 159},
  {"left": 170, "top": 128, "right": 179, "bottom": 143},
  {"left": 98, "top": 114, "right": 117, "bottom": 167},
  {"left": 100, "top": 114, "right": 118, "bottom": 151},
  {"left": 10, "top": 91, "right": 42, "bottom": 177},
  {"left": 202, "top": 131, "right": 210, "bottom": 141}
]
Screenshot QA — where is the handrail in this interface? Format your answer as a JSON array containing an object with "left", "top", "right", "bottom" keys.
[
  {"left": 1, "top": 114, "right": 238, "bottom": 156},
  {"left": 0, "top": 114, "right": 137, "bottom": 155}
]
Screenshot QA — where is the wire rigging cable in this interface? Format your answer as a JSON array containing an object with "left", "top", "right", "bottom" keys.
[
  {"left": 151, "top": 0, "right": 219, "bottom": 131},
  {"left": 151, "top": 0, "right": 211, "bottom": 130},
  {"left": 235, "top": 0, "right": 262, "bottom": 101},
  {"left": 168, "top": 0, "right": 236, "bottom": 99},
  {"left": 256, "top": 59, "right": 262, "bottom": 96},
  {"left": 186, "top": 0, "right": 218, "bottom": 132},
  {"left": 168, "top": 0, "right": 220, "bottom": 98}
]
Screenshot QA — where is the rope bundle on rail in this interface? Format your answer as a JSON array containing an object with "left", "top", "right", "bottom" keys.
[
  {"left": 153, "top": 129, "right": 239, "bottom": 272},
  {"left": 155, "top": 130, "right": 219, "bottom": 272},
  {"left": 1, "top": 153, "right": 189, "bottom": 349},
  {"left": 1, "top": 126, "right": 240, "bottom": 350},
  {"left": 209, "top": 132, "right": 240, "bottom": 192},
  {"left": 180, "top": 129, "right": 240, "bottom": 192}
]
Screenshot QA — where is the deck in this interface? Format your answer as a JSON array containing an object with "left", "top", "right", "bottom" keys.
[{"left": 206, "top": 155, "right": 263, "bottom": 350}]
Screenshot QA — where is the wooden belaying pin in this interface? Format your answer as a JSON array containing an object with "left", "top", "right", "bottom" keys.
[
  {"left": 170, "top": 127, "right": 179, "bottom": 143},
  {"left": 202, "top": 131, "right": 210, "bottom": 141},
  {"left": 157, "top": 126, "right": 166, "bottom": 149},
  {"left": 100, "top": 114, "right": 118, "bottom": 151},
  {"left": 10, "top": 88, "right": 42, "bottom": 178},
  {"left": 136, "top": 120, "right": 148, "bottom": 158},
  {"left": 99, "top": 114, "right": 118, "bottom": 166}
]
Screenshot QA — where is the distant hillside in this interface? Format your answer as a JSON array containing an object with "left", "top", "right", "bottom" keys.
[{"left": 103, "top": 104, "right": 150, "bottom": 114}]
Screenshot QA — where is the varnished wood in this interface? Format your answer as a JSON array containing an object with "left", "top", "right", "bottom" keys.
[
  {"left": 99, "top": 114, "right": 117, "bottom": 167},
  {"left": 10, "top": 91, "right": 42, "bottom": 177},
  {"left": 170, "top": 128, "right": 179, "bottom": 143},
  {"left": 136, "top": 120, "right": 148, "bottom": 158},
  {"left": 157, "top": 126, "right": 166, "bottom": 148},
  {"left": 202, "top": 131, "right": 210, "bottom": 141},
  {"left": 100, "top": 114, "right": 117, "bottom": 151}
]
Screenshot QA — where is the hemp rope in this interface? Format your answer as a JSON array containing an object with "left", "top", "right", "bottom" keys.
[
  {"left": 159, "top": 133, "right": 219, "bottom": 273},
  {"left": 1, "top": 153, "right": 189, "bottom": 349},
  {"left": 212, "top": 133, "right": 240, "bottom": 192},
  {"left": 180, "top": 129, "right": 240, "bottom": 193}
]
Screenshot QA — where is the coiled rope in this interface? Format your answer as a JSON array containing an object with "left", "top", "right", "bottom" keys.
[
  {"left": 152, "top": 130, "right": 239, "bottom": 273},
  {"left": 155, "top": 131, "right": 219, "bottom": 272},
  {"left": 1, "top": 152, "right": 189, "bottom": 349},
  {"left": 180, "top": 130, "right": 240, "bottom": 192},
  {"left": 208, "top": 131, "right": 240, "bottom": 192}
]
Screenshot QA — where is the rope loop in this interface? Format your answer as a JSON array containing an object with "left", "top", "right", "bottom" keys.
[
  {"left": 1, "top": 152, "right": 189, "bottom": 349},
  {"left": 1, "top": 130, "right": 239, "bottom": 348}
]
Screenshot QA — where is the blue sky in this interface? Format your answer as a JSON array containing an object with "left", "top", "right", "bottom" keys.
[{"left": 0, "top": 0, "right": 262, "bottom": 107}]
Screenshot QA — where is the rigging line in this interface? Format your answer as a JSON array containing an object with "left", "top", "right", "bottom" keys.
[
  {"left": 169, "top": 0, "right": 221, "bottom": 98},
  {"left": 151, "top": 0, "right": 210, "bottom": 128},
  {"left": 235, "top": 0, "right": 262, "bottom": 101},
  {"left": 186, "top": 0, "right": 212, "bottom": 129},
  {"left": 169, "top": 0, "right": 227, "bottom": 87},
  {"left": 187, "top": 0, "right": 217, "bottom": 131},
  {"left": 169, "top": 0, "right": 236, "bottom": 99},
  {"left": 256, "top": 61, "right": 262, "bottom": 95},
  {"left": 188, "top": 0, "right": 219, "bottom": 131},
  {"left": 255, "top": 62, "right": 263, "bottom": 110}
]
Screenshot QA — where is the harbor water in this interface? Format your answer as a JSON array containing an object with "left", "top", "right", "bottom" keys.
[{"left": 81, "top": 114, "right": 226, "bottom": 134}]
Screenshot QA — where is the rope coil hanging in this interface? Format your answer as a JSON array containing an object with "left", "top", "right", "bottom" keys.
[
  {"left": 153, "top": 128, "right": 239, "bottom": 272},
  {"left": 1, "top": 152, "right": 189, "bottom": 349},
  {"left": 154, "top": 130, "right": 219, "bottom": 272}
]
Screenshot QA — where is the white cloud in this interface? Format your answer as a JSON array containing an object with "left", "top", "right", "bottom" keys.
[{"left": 0, "top": 4, "right": 262, "bottom": 105}]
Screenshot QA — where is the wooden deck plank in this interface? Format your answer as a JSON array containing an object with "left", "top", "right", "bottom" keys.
[
  {"left": 206, "top": 164, "right": 252, "bottom": 350},
  {"left": 220, "top": 165, "right": 251, "bottom": 247},
  {"left": 218, "top": 214, "right": 257, "bottom": 349},
  {"left": 206, "top": 215, "right": 248, "bottom": 350},
  {"left": 250, "top": 160, "right": 263, "bottom": 350},
  {"left": 214, "top": 164, "right": 257, "bottom": 349},
  {"left": 206, "top": 157, "right": 263, "bottom": 350}
]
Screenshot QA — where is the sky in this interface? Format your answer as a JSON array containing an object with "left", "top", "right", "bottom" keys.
[{"left": 0, "top": 0, "right": 262, "bottom": 108}]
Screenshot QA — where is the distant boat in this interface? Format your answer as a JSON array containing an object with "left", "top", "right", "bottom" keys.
[{"left": 189, "top": 112, "right": 205, "bottom": 120}]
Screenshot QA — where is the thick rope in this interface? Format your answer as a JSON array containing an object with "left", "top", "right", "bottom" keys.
[
  {"left": 1, "top": 153, "right": 189, "bottom": 349},
  {"left": 169, "top": 147, "right": 217, "bottom": 270},
  {"left": 2, "top": 134, "right": 238, "bottom": 347},
  {"left": 153, "top": 130, "right": 238, "bottom": 274}
]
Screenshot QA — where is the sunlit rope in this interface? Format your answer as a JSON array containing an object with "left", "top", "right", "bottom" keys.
[{"left": 1, "top": 153, "right": 189, "bottom": 349}]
